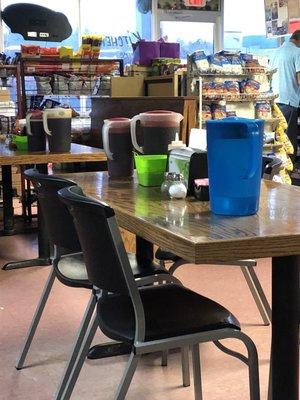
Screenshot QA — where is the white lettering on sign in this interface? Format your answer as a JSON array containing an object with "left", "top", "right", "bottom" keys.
[
  {"left": 39, "top": 32, "right": 50, "bottom": 38},
  {"left": 184, "top": 0, "right": 206, "bottom": 6},
  {"left": 27, "top": 31, "right": 37, "bottom": 37}
]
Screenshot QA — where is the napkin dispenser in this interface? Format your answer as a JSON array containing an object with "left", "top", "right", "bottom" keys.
[{"left": 168, "top": 148, "right": 208, "bottom": 195}]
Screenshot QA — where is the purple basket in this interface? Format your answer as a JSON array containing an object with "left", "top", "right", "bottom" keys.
[
  {"left": 160, "top": 42, "right": 180, "bottom": 59},
  {"left": 132, "top": 40, "right": 161, "bottom": 66}
]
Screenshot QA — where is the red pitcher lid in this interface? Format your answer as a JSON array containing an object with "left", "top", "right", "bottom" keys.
[{"left": 139, "top": 110, "right": 183, "bottom": 128}]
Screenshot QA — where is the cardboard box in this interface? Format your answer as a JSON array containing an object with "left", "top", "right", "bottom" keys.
[
  {"left": 110, "top": 77, "right": 145, "bottom": 97},
  {"left": 128, "top": 65, "right": 151, "bottom": 77},
  {"left": 0, "top": 88, "right": 10, "bottom": 102}
]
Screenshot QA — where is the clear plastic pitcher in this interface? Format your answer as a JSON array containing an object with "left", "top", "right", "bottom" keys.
[
  {"left": 206, "top": 118, "right": 264, "bottom": 216},
  {"left": 102, "top": 118, "right": 133, "bottom": 179},
  {"left": 131, "top": 110, "right": 183, "bottom": 155}
]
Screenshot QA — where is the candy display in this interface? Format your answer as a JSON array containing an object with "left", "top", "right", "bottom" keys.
[{"left": 151, "top": 58, "right": 181, "bottom": 76}]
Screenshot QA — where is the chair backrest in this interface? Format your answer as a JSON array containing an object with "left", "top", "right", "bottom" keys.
[
  {"left": 24, "top": 169, "right": 81, "bottom": 252},
  {"left": 58, "top": 185, "right": 133, "bottom": 295}
]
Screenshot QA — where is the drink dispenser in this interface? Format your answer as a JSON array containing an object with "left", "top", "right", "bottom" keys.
[
  {"left": 130, "top": 110, "right": 183, "bottom": 155},
  {"left": 102, "top": 118, "right": 133, "bottom": 178},
  {"left": 206, "top": 118, "right": 264, "bottom": 216},
  {"left": 43, "top": 108, "right": 72, "bottom": 152}
]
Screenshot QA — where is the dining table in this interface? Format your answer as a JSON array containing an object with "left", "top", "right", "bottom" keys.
[
  {"left": 0, "top": 142, "right": 106, "bottom": 270},
  {"left": 65, "top": 171, "right": 299, "bottom": 400}
]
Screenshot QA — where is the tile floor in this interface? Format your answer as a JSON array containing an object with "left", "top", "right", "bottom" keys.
[{"left": 0, "top": 232, "right": 272, "bottom": 400}]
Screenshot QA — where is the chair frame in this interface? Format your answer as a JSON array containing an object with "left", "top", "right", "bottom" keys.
[{"left": 58, "top": 188, "right": 260, "bottom": 400}]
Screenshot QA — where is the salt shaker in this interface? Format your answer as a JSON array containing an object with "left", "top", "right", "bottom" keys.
[
  {"left": 168, "top": 174, "right": 187, "bottom": 199},
  {"left": 161, "top": 172, "right": 175, "bottom": 195}
]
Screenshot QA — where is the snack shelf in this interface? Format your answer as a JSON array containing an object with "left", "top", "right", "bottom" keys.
[
  {"left": 202, "top": 93, "right": 278, "bottom": 102},
  {"left": 20, "top": 58, "right": 124, "bottom": 116},
  {"left": 188, "top": 68, "right": 277, "bottom": 78}
]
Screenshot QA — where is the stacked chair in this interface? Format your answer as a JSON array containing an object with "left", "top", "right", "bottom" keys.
[
  {"left": 57, "top": 185, "right": 260, "bottom": 400},
  {"left": 16, "top": 169, "right": 187, "bottom": 400}
]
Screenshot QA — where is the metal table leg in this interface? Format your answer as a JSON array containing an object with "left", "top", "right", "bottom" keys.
[
  {"left": 2, "top": 164, "right": 51, "bottom": 270},
  {"left": 271, "top": 256, "right": 299, "bottom": 400},
  {"left": 2, "top": 165, "right": 15, "bottom": 235},
  {"left": 87, "top": 235, "right": 154, "bottom": 360}
]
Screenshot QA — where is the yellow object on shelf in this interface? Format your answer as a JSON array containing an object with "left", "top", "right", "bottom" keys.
[{"left": 59, "top": 46, "right": 73, "bottom": 58}]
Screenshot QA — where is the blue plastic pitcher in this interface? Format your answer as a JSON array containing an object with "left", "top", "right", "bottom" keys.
[{"left": 206, "top": 118, "right": 264, "bottom": 216}]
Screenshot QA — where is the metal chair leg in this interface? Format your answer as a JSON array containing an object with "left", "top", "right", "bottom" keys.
[
  {"left": 192, "top": 344, "right": 203, "bottom": 400},
  {"left": 181, "top": 346, "right": 190, "bottom": 387},
  {"left": 54, "top": 293, "right": 97, "bottom": 400},
  {"left": 61, "top": 314, "right": 98, "bottom": 400},
  {"left": 241, "top": 266, "right": 272, "bottom": 325},
  {"left": 115, "top": 352, "right": 140, "bottom": 400},
  {"left": 16, "top": 267, "right": 56, "bottom": 370}
]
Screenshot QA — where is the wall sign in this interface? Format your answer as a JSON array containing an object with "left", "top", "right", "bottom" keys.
[{"left": 157, "top": 0, "right": 220, "bottom": 11}]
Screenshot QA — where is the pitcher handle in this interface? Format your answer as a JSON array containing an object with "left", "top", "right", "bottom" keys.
[
  {"left": 102, "top": 121, "right": 113, "bottom": 160},
  {"left": 42, "top": 111, "right": 51, "bottom": 136},
  {"left": 130, "top": 115, "right": 143, "bottom": 154},
  {"left": 244, "top": 121, "right": 263, "bottom": 179},
  {"left": 26, "top": 113, "right": 33, "bottom": 136}
]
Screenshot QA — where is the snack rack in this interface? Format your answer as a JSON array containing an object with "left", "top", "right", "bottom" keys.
[
  {"left": 187, "top": 55, "right": 293, "bottom": 184},
  {"left": 19, "top": 57, "right": 124, "bottom": 117}
]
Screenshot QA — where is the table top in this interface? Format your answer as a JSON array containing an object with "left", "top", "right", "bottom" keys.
[
  {"left": 65, "top": 172, "right": 300, "bottom": 263},
  {"left": 0, "top": 142, "right": 106, "bottom": 166}
]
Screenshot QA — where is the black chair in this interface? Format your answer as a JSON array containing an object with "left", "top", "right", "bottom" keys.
[
  {"left": 58, "top": 185, "right": 260, "bottom": 400},
  {"left": 156, "top": 156, "right": 283, "bottom": 326},
  {"left": 17, "top": 169, "right": 182, "bottom": 400}
]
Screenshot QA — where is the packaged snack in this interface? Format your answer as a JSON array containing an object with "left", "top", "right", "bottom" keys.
[
  {"left": 34, "top": 76, "right": 52, "bottom": 95},
  {"left": 211, "top": 101, "right": 226, "bottom": 119},
  {"left": 202, "top": 105, "right": 212, "bottom": 121},
  {"left": 208, "top": 55, "right": 224, "bottom": 73},
  {"left": 275, "top": 125, "right": 294, "bottom": 155},
  {"left": 226, "top": 111, "right": 237, "bottom": 117},
  {"left": 240, "top": 79, "right": 260, "bottom": 94},
  {"left": 231, "top": 55, "right": 243, "bottom": 74},
  {"left": 220, "top": 56, "right": 231, "bottom": 73},
  {"left": 224, "top": 81, "right": 240, "bottom": 94},
  {"left": 275, "top": 148, "right": 294, "bottom": 171},
  {"left": 202, "top": 82, "right": 213, "bottom": 94},
  {"left": 255, "top": 101, "right": 272, "bottom": 119},
  {"left": 53, "top": 74, "right": 69, "bottom": 95},
  {"left": 214, "top": 82, "right": 226, "bottom": 94},
  {"left": 272, "top": 103, "right": 288, "bottom": 130},
  {"left": 191, "top": 51, "right": 209, "bottom": 72}
]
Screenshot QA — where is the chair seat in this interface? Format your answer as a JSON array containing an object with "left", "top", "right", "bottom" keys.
[
  {"left": 98, "top": 284, "right": 241, "bottom": 344},
  {"left": 155, "top": 248, "right": 181, "bottom": 262},
  {"left": 56, "top": 253, "right": 169, "bottom": 290}
]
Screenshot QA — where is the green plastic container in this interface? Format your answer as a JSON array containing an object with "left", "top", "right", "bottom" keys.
[
  {"left": 13, "top": 135, "right": 28, "bottom": 151},
  {"left": 134, "top": 154, "right": 167, "bottom": 187}
]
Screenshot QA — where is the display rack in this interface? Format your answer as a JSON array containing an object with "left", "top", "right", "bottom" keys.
[{"left": 19, "top": 57, "right": 124, "bottom": 116}]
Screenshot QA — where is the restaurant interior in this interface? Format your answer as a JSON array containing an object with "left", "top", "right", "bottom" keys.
[{"left": 0, "top": 1, "right": 299, "bottom": 400}]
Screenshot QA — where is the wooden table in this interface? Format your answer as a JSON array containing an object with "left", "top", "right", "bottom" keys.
[
  {"left": 0, "top": 143, "right": 106, "bottom": 270},
  {"left": 67, "top": 172, "right": 299, "bottom": 400}
]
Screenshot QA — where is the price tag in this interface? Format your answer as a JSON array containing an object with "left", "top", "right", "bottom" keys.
[
  {"left": 184, "top": 0, "right": 206, "bottom": 6},
  {"left": 62, "top": 63, "right": 70, "bottom": 71},
  {"left": 27, "top": 66, "right": 36, "bottom": 73}
]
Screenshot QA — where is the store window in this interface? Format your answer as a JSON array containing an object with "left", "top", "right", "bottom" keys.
[
  {"left": 2, "top": 0, "right": 80, "bottom": 56},
  {"left": 80, "top": 0, "right": 144, "bottom": 64},
  {"left": 2, "top": 0, "right": 149, "bottom": 63},
  {"left": 160, "top": 21, "right": 214, "bottom": 61},
  {"left": 224, "top": 0, "right": 279, "bottom": 58}
]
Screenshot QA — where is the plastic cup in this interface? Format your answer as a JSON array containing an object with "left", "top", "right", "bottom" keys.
[{"left": 134, "top": 154, "right": 167, "bottom": 187}]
